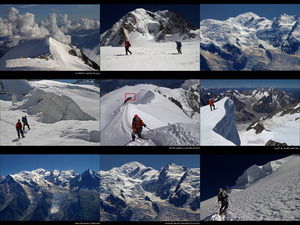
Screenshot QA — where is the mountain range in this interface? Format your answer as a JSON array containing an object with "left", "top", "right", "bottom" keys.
[
  {"left": 100, "top": 162, "right": 200, "bottom": 221},
  {"left": 101, "top": 8, "right": 199, "bottom": 47},
  {"left": 0, "top": 169, "right": 100, "bottom": 221},
  {"left": 201, "top": 87, "right": 298, "bottom": 122},
  {"left": 200, "top": 12, "right": 300, "bottom": 70}
]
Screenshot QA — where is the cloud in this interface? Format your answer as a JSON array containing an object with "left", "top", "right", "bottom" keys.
[
  {"left": 181, "top": 79, "right": 200, "bottom": 90},
  {"left": 82, "top": 44, "right": 100, "bottom": 65},
  {"left": 0, "top": 7, "right": 100, "bottom": 48}
]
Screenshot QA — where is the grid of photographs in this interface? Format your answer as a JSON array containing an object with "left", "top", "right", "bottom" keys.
[{"left": 0, "top": 3, "right": 300, "bottom": 224}]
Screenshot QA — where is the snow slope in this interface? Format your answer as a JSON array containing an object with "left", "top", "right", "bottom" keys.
[
  {"left": 100, "top": 84, "right": 199, "bottom": 146},
  {"left": 200, "top": 97, "right": 241, "bottom": 146},
  {"left": 0, "top": 37, "right": 98, "bottom": 71},
  {"left": 239, "top": 103, "right": 300, "bottom": 145},
  {"left": 101, "top": 42, "right": 199, "bottom": 70},
  {"left": 201, "top": 155, "right": 300, "bottom": 221},
  {"left": 0, "top": 80, "right": 100, "bottom": 145}
]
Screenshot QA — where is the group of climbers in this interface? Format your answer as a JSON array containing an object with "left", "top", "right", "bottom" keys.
[
  {"left": 124, "top": 40, "right": 183, "bottom": 55},
  {"left": 15, "top": 115, "right": 30, "bottom": 138}
]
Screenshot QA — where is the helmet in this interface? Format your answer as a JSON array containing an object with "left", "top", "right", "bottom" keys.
[
  {"left": 134, "top": 115, "right": 139, "bottom": 118},
  {"left": 225, "top": 186, "right": 229, "bottom": 189}
]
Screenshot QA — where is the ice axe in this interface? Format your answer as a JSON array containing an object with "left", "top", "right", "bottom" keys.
[{"left": 145, "top": 125, "right": 154, "bottom": 132}]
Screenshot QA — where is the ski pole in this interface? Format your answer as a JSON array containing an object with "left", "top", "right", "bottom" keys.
[{"left": 145, "top": 126, "right": 155, "bottom": 132}]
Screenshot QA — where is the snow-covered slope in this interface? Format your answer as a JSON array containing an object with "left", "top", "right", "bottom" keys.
[
  {"left": 239, "top": 103, "right": 300, "bottom": 145},
  {"left": 100, "top": 84, "right": 200, "bottom": 146},
  {"left": 0, "top": 80, "right": 100, "bottom": 145},
  {"left": 100, "top": 8, "right": 199, "bottom": 70},
  {"left": 201, "top": 155, "right": 300, "bottom": 221},
  {"left": 200, "top": 12, "right": 300, "bottom": 70},
  {"left": 0, "top": 37, "right": 99, "bottom": 71},
  {"left": 200, "top": 97, "right": 241, "bottom": 145},
  {"left": 100, "top": 162, "right": 200, "bottom": 221}
]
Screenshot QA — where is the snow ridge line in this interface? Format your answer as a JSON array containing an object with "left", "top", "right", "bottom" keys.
[{"left": 212, "top": 98, "right": 241, "bottom": 146}]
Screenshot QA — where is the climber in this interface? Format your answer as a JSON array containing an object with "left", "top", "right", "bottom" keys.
[
  {"left": 125, "top": 40, "right": 132, "bottom": 55},
  {"left": 209, "top": 99, "right": 215, "bottom": 111},
  {"left": 131, "top": 114, "right": 146, "bottom": 141},
  {"left": 175, "top": 41, "right": 182, "bottom": 54},
  {"left": 22, "top": 115, "right": 30, "bottom": 131},
  {"left": 218, "top": 186, "right": 229, "bottom": 215},
  {"left": 16, "top": 119, "right": 25, "bottom": 138}
]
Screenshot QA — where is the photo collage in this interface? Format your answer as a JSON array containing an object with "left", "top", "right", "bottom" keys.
[{"left": 0, "top": 3, "right": 299, "bottom": 224}]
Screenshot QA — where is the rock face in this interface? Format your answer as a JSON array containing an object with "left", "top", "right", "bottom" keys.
[
  {"left": 265, "top": 139, "right": 288, "bottom": 146},
  {"left": 200, "top": 12, "right": 300, "bottom": 70},
  {"left": 101, "top": 8, "right": 198, "bottom": 46},
  {"left": 0, "top": 169, "right": 100, "bottom": 221},
  {"left": 100, "top": 162, "right": 200, "bottom": 221}
]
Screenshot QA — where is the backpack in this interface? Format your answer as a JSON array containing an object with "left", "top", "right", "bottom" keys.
[{"left": 218, "top": 188, "right": 224, "bottom": 201}]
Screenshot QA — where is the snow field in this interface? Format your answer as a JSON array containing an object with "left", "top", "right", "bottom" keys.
[{"left": 100, "top": 42, "right": 199, "bottom": 70}]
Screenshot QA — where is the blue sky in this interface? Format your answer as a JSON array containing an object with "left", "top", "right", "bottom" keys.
[
  {"left": 0, "top": 154, "right": 100, "bottom": 176},
  {"left": 101, "top": 4, "right": 200, "bottom": 33},
  {"left": 100, "top": 154, "right": 200, "bottom": 171},
  {"left": 201, "top": 79, "right": 300, "bottom": 89},
  {"left": 200, "top": 4, "right": 300, "bottom": 21},
  {"left": 1, "top": 4, "right": 100, "bottom": 22},
  {"left": 201, "top": 154, "right": 292, "bottom": 201}
]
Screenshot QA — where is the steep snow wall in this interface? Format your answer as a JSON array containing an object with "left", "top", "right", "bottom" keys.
[
  {"left": 13, "top": 88, "right": 96, "bottom": 123},
  {"left": 212, "top": 98, "right": 241, "bottom": 145},
  {"left": 201, "top": 97, "right": 241, "bottom": 145}
]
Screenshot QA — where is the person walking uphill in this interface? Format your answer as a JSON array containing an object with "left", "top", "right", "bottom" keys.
[
  {"left": 16, "top": 119, "right": 25, "bottom": 138},
  {"left": 22, "top": 115, "right": 30, "bottom": 131},
  {"left": 175, "top": 41, "right": 182, "bottom": 54},
  {"left": 125, "top": 40, "right": 132, "bottom": 55},
  {"left": 131, "top": 114, "right": 146, "bottom": 141},
  {"left": 218, "top": 186, "right": 229, "bottom": 215},
  {"left": 209, "top": 99, "right": 215, "bottom": 111}
]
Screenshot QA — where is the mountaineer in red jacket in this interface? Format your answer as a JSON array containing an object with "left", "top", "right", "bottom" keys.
[
  {"left": 131, "top": 114, "right": 146, "bottom": 141},
  {"left": 16, "top": 119, "right": 25, "bottom": 138}
]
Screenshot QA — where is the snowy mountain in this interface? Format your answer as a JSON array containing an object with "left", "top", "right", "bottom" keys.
[
  {"left": 201, "top": 155, "right": 300, "bottom": 221},
  {"left": 101, "top": 8, "right": 198, "bottom": 47},
  {"left": 100, "top": 8, "right": 199, "bottom": 70},
  {"left": 200, "top": 87, "right": 298, "bottom": 122},
  {"left": 0, "top": 37, "right": 99, "bottom": 71},
  {"left": 100, "top": 162, "right": 200, "bottom": 221},
  {"left": 200, "top": 97, "right": 241, "bottom": 146},
  {"left": 240, "top": 103, "right": 300, "bottom": 145},
  {"left": 200, "top": 12, "right": 300, "bottom": 70},
  {"left": 100, "top": 83, "right": 200, "bottom": 146},
  {"left": 0, "top": 169, "right": 100, "bottom": 221},
  {"left": 0, "top": 79, "right": 100, "bottom": 145}
]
